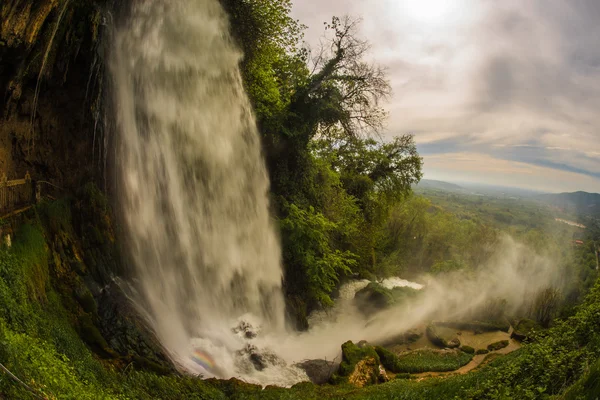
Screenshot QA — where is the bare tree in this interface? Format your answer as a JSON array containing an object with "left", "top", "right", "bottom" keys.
[
  {"left": 530, "top": 287, "right": 562, "bottom": 328},
  {"left": 304, "top": 16, "right": 391, "bottom": 137}
]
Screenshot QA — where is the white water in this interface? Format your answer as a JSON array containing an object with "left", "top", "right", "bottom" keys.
[
  {"left": 111, "top": 0, "right": 301, "bottom": 385},
  {"left": 110, "top": 0, "right": 565, "bottom": 388},
  {"left": 379, "top": 277, "right": 424, "bottom": 290}
]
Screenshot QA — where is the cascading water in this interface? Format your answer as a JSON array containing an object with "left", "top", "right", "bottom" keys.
[{"left": 111, "top": 0, "right": 295, "bottom": 383}]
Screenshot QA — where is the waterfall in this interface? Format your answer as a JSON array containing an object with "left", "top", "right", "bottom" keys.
[{"left": 111, "top": 0, "right": 289, "bottom": 382}]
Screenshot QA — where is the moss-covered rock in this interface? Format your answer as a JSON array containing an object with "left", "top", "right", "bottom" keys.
[
  {"left": 426, "top": 324, "right": 460, "bottom": 348},
  {"left": 355, "top": 283, "right": 395, "bottom": 314},
  {"left": 375, "top": 347, "right": 473, "bottom": 373},
  {"left": 77, "top": 313, "right": 111, "bottom": 356},
  {"left": 331, "top": 341, "right": 382, "bottom": 386},
  {"left": 435, "top": 320, "right": 511, "bottom": 333},
  {"left": 511, "top": 318, "right": 542, "bottom": 342},
  {"left": 354, "top": 283, "right": 419, "bottom": 315},
  {"left": 294, "top": 359, "right": 338, "bottom": 385},
  {"left": 487, "top": 340, "right": 510, "bottom": 351}
]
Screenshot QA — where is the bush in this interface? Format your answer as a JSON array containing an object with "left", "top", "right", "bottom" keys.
[
  {"left": 461, "top": 346, "right": 475, "bottom": 354},
  {"left": 476, "top": 349, "right": 489, "bottom": 355}
]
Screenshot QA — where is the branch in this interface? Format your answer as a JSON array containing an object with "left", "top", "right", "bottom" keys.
[{"left": 0, "top": 362, "right": 48, "bottom": 399}]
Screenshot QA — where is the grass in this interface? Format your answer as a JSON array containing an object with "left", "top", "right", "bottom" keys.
[{"left": 376, "top": 347, "right": 473, "bottom": 374}]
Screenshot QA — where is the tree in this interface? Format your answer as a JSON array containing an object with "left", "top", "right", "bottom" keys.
[
  {"left": 279, "top": 204, "right": 357, "bottom": 309},
  {"left": 220, "top": 0, "right": 309, "bottom": 132},
  {"left": 303, "top": 16, "right": 391, "bottom": 136},
  {"left": 313, "top": 132, "right": 423, "bottom": 205}
]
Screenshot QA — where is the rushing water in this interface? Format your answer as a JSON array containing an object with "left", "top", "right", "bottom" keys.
[{"left": 111, "top": 0, "right": 294, "bottom": 384}]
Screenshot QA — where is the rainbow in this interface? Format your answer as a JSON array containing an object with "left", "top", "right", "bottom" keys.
[{"left": 191, "top": 349, "right": 216, "bottom": 372}]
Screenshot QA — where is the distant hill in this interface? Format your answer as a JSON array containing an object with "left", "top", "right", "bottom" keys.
[
  {"left": 415, "top": 179, "right": 465, "bottom": 192},
  {"left": 536, "top": 191, "right": 600, "bottom": 217}
]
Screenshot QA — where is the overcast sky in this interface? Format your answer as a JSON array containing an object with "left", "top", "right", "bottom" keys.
[{"left": 291, "top": 0, "right": 600, "bottom": 193}]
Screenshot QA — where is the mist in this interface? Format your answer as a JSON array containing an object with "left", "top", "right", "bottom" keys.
[{"left": 254, "top": 234, "right": 565, "bottom": 368}]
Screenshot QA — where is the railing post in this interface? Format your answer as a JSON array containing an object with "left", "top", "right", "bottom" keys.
[
  {"left": 36, "top": 182, "right": 42, "bottom": 204},
  {"left": 0, "top": 173, "right": 5, "bottom": 212},
  {"left": 24, "top": 171, "right": 32, "bottom": 205}
]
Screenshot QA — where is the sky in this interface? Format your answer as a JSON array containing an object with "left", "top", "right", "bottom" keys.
[{"left": 291, "top": 0, "right": 600, "bottom": 193}]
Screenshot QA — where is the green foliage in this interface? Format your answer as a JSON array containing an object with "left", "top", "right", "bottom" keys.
[
  {"left": 221, "top": 0, "right": 308, "bottom": 133},
  {"left": 380, "top": 195, "right": 499, "bottom": 277},
  {"left": 280, "top": 203, "right": 357, "bottom": 307},
  {"left": 313, "top": 133, "right": 422, "bottom": 206},
  {"left": 461, "top": 346, "right": 475, "bottom": 355}
]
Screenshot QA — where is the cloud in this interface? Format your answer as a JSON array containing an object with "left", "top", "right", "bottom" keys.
[
  {"left": 422, "top": 152, "right": 600, "bottom": 193},
  {"left": 292, "top": 0, "right": 600, "bottom": 192}
]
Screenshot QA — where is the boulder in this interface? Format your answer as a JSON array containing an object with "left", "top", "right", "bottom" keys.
[
  {"left": 354, "top": 283, "right": 395, "bottom": 314},
  {"left": 354, "top": 283, "right": 420, "bottom": 315},
  {"left": 331, "top": 341, "right": 383, "bottom": 387},
  {"left": 511, "top": 318, "right": 542, "bottom": 342},
  {"left": 294, "top": 359, "right": 338, "bottom": 385},
  {"left": 426, "top": 324, "right": 460, "bottom": 349}
]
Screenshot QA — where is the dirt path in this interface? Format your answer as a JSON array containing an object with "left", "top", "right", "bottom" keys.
[{"left": 410, "top": 338, "right": 520, "bottom": 381}]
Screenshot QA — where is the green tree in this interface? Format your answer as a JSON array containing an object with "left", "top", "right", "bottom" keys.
[{"left": 280, "top": 204, "right": 357, "bottom": 309}]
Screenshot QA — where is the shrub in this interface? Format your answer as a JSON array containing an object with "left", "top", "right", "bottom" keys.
[{"left": 461, "top": 346, "right": 475, "bottom": 354}]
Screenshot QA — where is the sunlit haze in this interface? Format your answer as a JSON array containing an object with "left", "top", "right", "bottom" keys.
[{"left": 293, "top": 0, "right": 600, "bottom": 193}]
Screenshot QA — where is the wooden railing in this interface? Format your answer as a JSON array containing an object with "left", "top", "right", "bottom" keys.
[
  {"left": 0, "top": 172, "right": 61, "bottom": 219},
  {"left": 0, "top": 172, "right": 34, "bottom": 217}
]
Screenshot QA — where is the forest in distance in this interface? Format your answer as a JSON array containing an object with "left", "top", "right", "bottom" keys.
[{"left": 0, "top": 0, "right": 600, "bottom": 398}]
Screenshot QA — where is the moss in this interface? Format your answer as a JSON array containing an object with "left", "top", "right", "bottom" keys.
[
  {"left": 487, "top": 340, "right": 509, "bottom": 351},
  {"left": 435, "top": 320, "right": 510, "bottom": 333},
  {"left": 461, "top": 346, "right": 475, "bottom": 354},
  {"left": 77, "top": 313, "right": 111, "bottom": 355},
  {"left": 74, "top": 284, "right": 97, "bottom": 314},
  {"left": 375, "top": 347, "right": 472, "bottom": 374},
  {"left": 11, "top": 223, "right": 49, "bottom": 303},
  {"left": 354, "top": 283, "right": 394, "bottom": 314},
  {"left": 38, "top": 199, "right": 73, "bottom": 236},
  {"left": 331, "top": 341, "right": 381, "bottom": 384},
  {"left": 132, "top": 355, "right": 172, "bottom": 376},
  {"left": 511, "top": 318, "right": 543, "bottom": 342}
]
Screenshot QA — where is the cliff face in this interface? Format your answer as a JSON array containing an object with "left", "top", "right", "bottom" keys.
[
  {"left": 0, "top": 0, "right": 108, "bottom": 189},
  {"left": 0, "top": 0, "right": 177, "bottom": 379}
]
